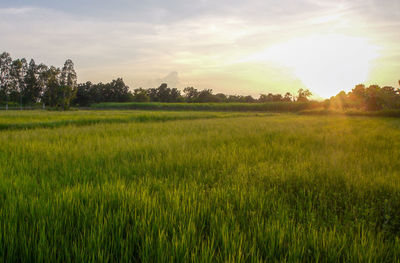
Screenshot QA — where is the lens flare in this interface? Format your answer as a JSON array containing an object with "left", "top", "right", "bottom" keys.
[{"left": 243, "top": 34, "right": 380, "bottom": 98}]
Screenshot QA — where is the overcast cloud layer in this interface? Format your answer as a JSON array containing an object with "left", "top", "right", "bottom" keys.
[{"left": 1, "top": 0, "right": 399, "bottom": 97}]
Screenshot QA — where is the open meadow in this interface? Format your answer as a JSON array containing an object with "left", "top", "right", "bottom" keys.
[{"left": 0, "top": 110, "right": 399, "bottom": 262}]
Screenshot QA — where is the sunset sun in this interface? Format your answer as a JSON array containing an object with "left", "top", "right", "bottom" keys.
[{"left": 244, "top": 34, "right": 380, "bottom": 98}]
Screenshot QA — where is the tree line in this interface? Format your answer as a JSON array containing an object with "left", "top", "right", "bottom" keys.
[
  {"left": 0, "top": 52, "right": 313, "bottom": 108},
  {"left": 75, "top": 83, "right": 313, "bottom": 106},
  {"left": 2, "top": 52, "right": 399, "bottom": 110},
  {"left": 325, "top": 83, "right": 400, "bottom": 111},
  {"left": 0, "top": 52, "right": 78, "bottom": 109}
]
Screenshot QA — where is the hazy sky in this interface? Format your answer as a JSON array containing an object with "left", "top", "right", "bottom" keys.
[{"left": 1, "top": 0, "right": 399, "bottom": 98}]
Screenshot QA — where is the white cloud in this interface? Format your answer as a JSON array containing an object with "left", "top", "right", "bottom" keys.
[
  {"left": 0, "top": 0, "right": 399, "bottom": 96},
  {"left": 0, "top": 7, "right": 39, "bottom": 15}
]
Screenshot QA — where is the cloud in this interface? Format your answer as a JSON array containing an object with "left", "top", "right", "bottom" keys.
[
  {"left": 0, "top": 7, "right": 38, "bottom": 14},
  {"left": 142, "top": 72, "right": 181, "bottom": 89},
  {"left": 0, "top": 0, "right": 399, "bottom": 96}
]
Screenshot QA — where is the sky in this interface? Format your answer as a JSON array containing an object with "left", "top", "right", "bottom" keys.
[{"left": 1, "top": 0, "right": 399, "bottom": 98}]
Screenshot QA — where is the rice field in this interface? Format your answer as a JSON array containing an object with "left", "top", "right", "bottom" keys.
[
  {"left": 0, "top": 110, "right": 399, "bottom": 262},
  {"left": 90, "top": 101, "right": 316, "bottom": 112}
]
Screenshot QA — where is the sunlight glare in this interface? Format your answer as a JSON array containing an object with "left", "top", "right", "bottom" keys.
[{"left": 247, "top": 35, "right": 380, "bottom": 98}]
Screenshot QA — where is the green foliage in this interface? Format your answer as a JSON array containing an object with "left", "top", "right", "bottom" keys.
[
  {"left": 0, "top": 111, "right": 399, "bottom": 262},
  {"left": 328, "top": 84, "right": 400, "bottom": 111},
  {"left": 133, "top": 88, "right": 150, "bottom": 102},
  {"left": 0, "top": 52, "right": 13, "bottom": 103},
  {"left": 23, "top": 59, "right": 43, "bottom": 105},
  {"left": 73, "top": 79, "right": 132, "bottom": 106},
  {"left": 297, "top": 88, "right": 313, "bottom": 102},
  {"left": 299, "top": 109, "right": 400, "bottom": 118},
  {"left": 91, "top": 101, "right": 318, "bottom": 112},
  {"left": 1, "top": 52, "right": 78, "bottom": 110},
  {"left": 147, "top": 83, "right": 183, "bottom": 102},
  {"left": 0, "top": 110, "right": 253, "bottom": 131}
]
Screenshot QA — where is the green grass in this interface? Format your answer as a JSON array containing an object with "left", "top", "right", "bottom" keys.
[
  {"left": 0, "top": 110, "right": 399, "bottom": 262},
  {"left": 0, "top": 110, "right": 266, "bottom": 131},
  {"left": 300, "top": 109, "right": 400, "bottom": 118},
  {"left": 90, "top": 101, "right": 319, "bottom": 112}
]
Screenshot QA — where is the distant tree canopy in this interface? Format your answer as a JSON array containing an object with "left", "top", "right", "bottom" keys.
[
  {"left": 325, "top": 84, "right": 400, "bottom": 111},
  {"left": 0, "top": 52, "right": 77, "bottom": 109},
  {"left": 128, "top": 85, "right": 300, "bottom": 104},
  {"left": 2, "top": 51, "right": 399, "bottom": 111},
  {"left": 0, "top": 52, "right": 314, "bottom": 109},
  {"left": 73, "top": 78, "right": 132, "bottom": 106},
  {"left": 297, "top": 89, "right": 313, "bottom": 102}
]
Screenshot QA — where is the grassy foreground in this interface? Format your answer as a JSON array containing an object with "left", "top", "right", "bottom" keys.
[
  {"left": 0, "top": 110, "right": 263, "bottom": 131},
  {"left": 0, "top": 111, "right": 399, "bottom": 262}
]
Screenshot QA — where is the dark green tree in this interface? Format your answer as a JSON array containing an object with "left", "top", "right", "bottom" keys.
[
  {"left": 365, "top": 85, "right": 382, "bottom": 111},
  {"left": 297, "top": 88, "right": 312, "bottom": 102},
  {"left": 42, "top": 66, "right": 61, "bottom": 107},
  {"left": 349, "top": 84, "right": 366, "bottom": 109},
  {"left": 0, "top": 52, "right": 13, "bottom": 104},
  {"left": 60, "top": 59, "right": 77, "bottom": 109},
  {"left": 23, "top": 59, "right": 42, "bottom": 104},
  {"left": 183, "top": 87, "right": 199, "bottom": 102},
  {"left": 197, "top": 89, "right": 215, "bottom": 103},
  {"left": 74, "top": 82, "right": 93, "bottom": 106},
  {"left": 10, "top": 58, "right": 28, "bottom": 105},
  {"left": 133, "top": 88, "right": 150, "bottom": 102},
  {"left": 283, "top": 92, "right": 293, "bottom": 102},
  {"left": 214, "top": 93, "right": 227, "bottom": 102}
]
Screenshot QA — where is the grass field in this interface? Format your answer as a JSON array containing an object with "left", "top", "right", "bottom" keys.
[
  {"left": 0, "top": 110, "right": 399, "bottom": 262},
  {"left": 90, "top": 101, "right": 318, "bottom": 112},
  {"left": 0, "top": 110, "right": 262, "bottom": 131}
]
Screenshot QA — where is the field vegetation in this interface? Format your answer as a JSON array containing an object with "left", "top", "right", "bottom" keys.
[
  {"left": 90, "top": 101, "right": 317, "bottom": 113},
  {"left": 0, "top": 110, "right": 258, "bottom": 131},
  {"left": 0, "top": 110, "right": 399, "bottom": 262}
]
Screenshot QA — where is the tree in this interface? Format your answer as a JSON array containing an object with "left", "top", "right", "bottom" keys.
[
  {"left": 258, "top": 94, "right": 271, "bottom": 102},
  {"left": 297, "top": 89, "right": 312, "bottom": 102},
  {"left": 283, "top": 92, "right": 293, "bottom": 102},
  {"left": 272, "top": 94, "right": 283, "bottom": 102},
  {"left": 183, "top": 87, "right": 199, "bottom": 102},
  {"left": 143, "top": 83, "right": 182, "bottom": 102},
  {"left": 74, "top": 81, "right": 93, "bottom": 106},
  {"left": 157, "top": 83, "right": 170, "bottom": 102},
  {"left": 0, "top": 52, "right": 13, "bottom": 104},
  {"left": 8, "top": 58, "right": 27, "bottom": 106},
  {"left": 42, "top": 66, "right": 61, "bottom": 107},
  {"left": 133, "top": 88, "right": 150, "bottom": 102},
  {"left": 242, "top": 95, "right": 254, "bottom": 103},
  {"left": 60, "top": 59, "right": 77, "bottom": 109},
  {"left": 110, "top": 78, "right": 131, "bottom": 102},
  {"left": 365, "top": 85, "right": 382, "bottom": 111},
  {"left": 24, "top": 59, "right": 42, "bottom": 104},
  {"left": 170, "top": 88, "right": 183, "bottom": 102},
  {"left": 214, "top": 93, "right": 227, "bottom": 102},
  {"left": 227, "top": 95, "right": 241, "bottom": 103},
  {"left": 330, "top": 90, "right": 349, "bottom": 110},
  {"left": 11, "top": 58, "right": 28, "bottom": 107},
  {"left": 380, "top": 86, "right": 399, "bottom": 109},
  {"left": 36, "top": 63, "right": 49, "bottom": 104},
  {"left": 73, "top": 79, "right": 133, "bottom": 105},
  {"left": 348, "top": 84, "right": 366, "bottom": 109},
  {"left": 259, "top": 93, "right": 283, "bottom": 102},
  {"left": 197, "top": 89, "right": 215, "bottom": 103}
]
